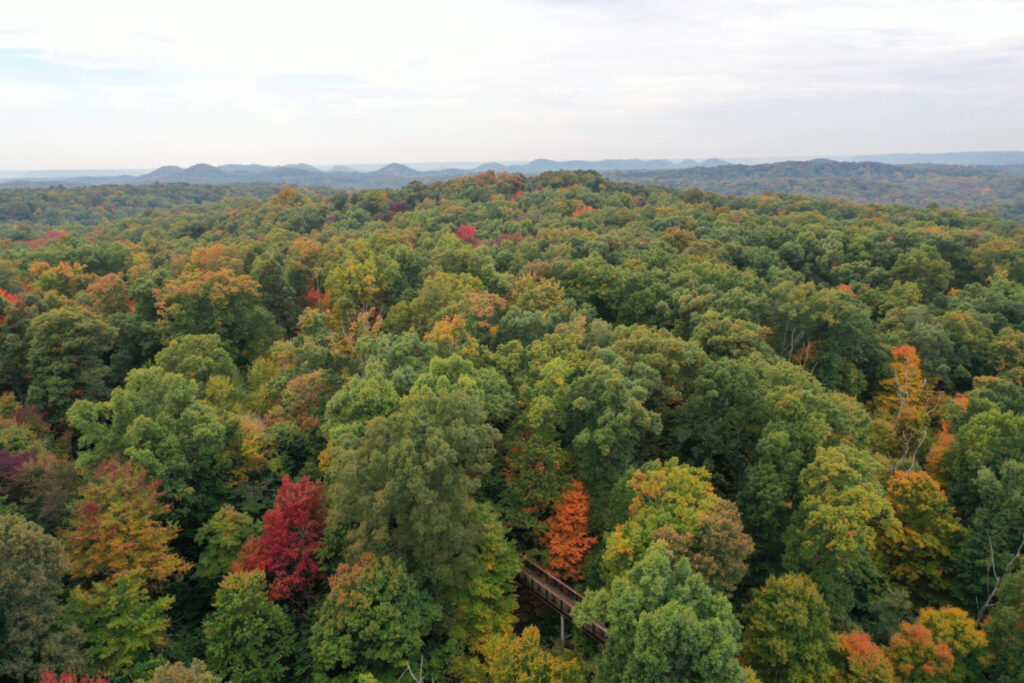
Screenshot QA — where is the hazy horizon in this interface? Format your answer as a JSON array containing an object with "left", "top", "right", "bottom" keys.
[{"left": 5, "top": 149, "right": 1024, "bottom": 179}]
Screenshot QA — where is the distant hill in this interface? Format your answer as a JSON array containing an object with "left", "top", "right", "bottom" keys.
[
  {"left": 5, "top": 157, "right": 1024, "bottom": 221},
  {"left": 283, "top": 163, "right": 323, "bottom": 173},
  {"left": 844, "top": 151, "right": 1024, "bottom": 166},
  {"left": 0, "top": 158, "right": 729, "bottom": 190},
  {"left": 376, "top": 163, "right": 418, "bottom": 175},
  {"left": 607, "top": 159, "right": 1024, "bottom": 220}
]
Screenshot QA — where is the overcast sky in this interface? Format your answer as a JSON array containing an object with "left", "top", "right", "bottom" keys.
[{"left": 2, "top": 0, "right": 1023, "bottom": 170}]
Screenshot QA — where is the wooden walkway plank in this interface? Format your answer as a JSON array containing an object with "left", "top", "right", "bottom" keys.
[{"left": 515, "top": 556, "right": 609, "bottom": 644}]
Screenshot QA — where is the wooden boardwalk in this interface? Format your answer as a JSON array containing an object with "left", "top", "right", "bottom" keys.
[{"left": 516, "top": 556, "right": 609, "bottom": 644}]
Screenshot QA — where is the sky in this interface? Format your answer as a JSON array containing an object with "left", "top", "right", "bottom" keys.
[{"left": 1, "top": 0, "right": 1023, "bottom": 170}]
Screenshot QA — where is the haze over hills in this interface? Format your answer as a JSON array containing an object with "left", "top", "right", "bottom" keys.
[
  {"left": 606, "top": 159, "right": 1024, "bottom": 212},
  {"left": 838, "top": 151, "right": 1024, "bottom": 166},
  {"left": 0, "top": 157, "right": 734, "bottom": 189},
  {"left": 4, "top": 150, "right": 1023, "bottom": 186},
  {"left": 4, "top": 154, "right": 1024, "bottom": 222}
]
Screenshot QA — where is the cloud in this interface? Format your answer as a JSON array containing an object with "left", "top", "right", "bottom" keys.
[
  {"left": 1, "top": 0, "right": 1023, "bottom": 167},
  {"left": 0, "top": 81, "right": 73, "bottom": 108}
]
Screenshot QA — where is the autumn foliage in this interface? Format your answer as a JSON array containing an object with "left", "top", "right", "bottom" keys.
[
  {"left": 836, "top": 631, "right": 897, "bottom": 682},
  {"left": 233, "top": 475, "right": 326, "bottom": 603},
  {"left": 456, "top": 223, "right": 478, "bottom": 244},
  {"left": 6, "top": 167, "right": 1024, "bottom": 681},
  {"left": 39, "top": 673, "right": 109, "bottom": 683},
  {"left": 872, "top": 345, "right": 942, "bottom": 471},
  {"left": 880, "top": 470, "right": 964, "bottom": 603},
  {"left": 474, "top": 625, "right": 585, "bottom": 682},
  {"left": 886, "top": 621, "right": 955, "bottom": 682},
  {"left": 62, "top": 458, "right": 191, "bottom": 586},
  {"left": 540, "top": 478, "right": 597, "bottom": 582}
]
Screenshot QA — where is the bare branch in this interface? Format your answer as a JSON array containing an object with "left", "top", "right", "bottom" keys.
[{"left": 977, "top": 533, "right": 1024, "bottom": 622}]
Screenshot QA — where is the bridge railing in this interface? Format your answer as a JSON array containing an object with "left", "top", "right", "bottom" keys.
[{"left": 516, "top": 556, "right": 609, "bottom": 644}]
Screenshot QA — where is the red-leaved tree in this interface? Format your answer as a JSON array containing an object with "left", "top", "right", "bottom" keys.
[
  {"left": 39, "top": 672, "right": 109, "bottom": 683},
  {"left": 234, "top": 475, "right": 326, "bottom": 604},
  {"left": 456, "top": 224, "right": 478, "bottom": 244}
]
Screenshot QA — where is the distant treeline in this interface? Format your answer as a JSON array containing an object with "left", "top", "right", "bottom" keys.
[
  {"left": 607, "top": 159, "right": 1024, "bottom": 220},
  {"left": 0, "top": 184, "right": 285, "bottom": 234},
  {"left": 5, "top": 159, "right": 1024, "bottom": 228}
]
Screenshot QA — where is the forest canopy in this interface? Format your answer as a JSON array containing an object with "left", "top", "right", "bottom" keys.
[{"left": 1, "top": 170, "right": 1023, "bottom": 681}]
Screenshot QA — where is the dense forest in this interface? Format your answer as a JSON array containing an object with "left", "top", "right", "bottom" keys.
[
  {"left": 1, "top": 171, "right": 1023, "bottom": 682},
  {"left": 607, "top": 160, "right": 1024, "bottom": 221},
  {"left": 6, "top": 159, "right": 1024, "bottom": 229},
  {"left": 0, "top": 184, "right": 284, "bottom": 231}
]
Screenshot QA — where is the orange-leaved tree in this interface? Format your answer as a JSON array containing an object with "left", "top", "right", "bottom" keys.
[
  {"left": 835, "top": 631, "right": 896, "bottom": 683},
  {"left": 539, "top": 478, "right": 597, "bottom": 582},
  {"left": 886, "top": 621, "right": 954, "bottom": 682},
  {"left": 880, "top": 470, "right": 964, "bottom": 604},
  {"left": 62, "top": 457, "right": 191, "bottom": 586},
  {"left": 916, "top": 607, "right": 990, "bottom": 683},
  {"left": 871, "top": 345, "right": 943, "bottom": 472}
]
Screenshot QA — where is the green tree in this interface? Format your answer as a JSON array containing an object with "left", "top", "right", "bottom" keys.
[
  {"left": 322, "top": 370, "right": 400, "bottom": 439},
  {"left": 66, "top": 571, "right": 173, "bottom": 680},
  {"left": 67, "top": 367, "right": 230, "bottom": 526},
  {"left": 890, "top": 244, "right": 954, "bottom": 299},
  {"left": 0, "top": 294, "right": 37, "bottom": 399},
  {"left": 155, "top": 267, "right": 281, "bottom": 362},
  {"left": 107, "top": 309, "right": 162, "bottom": 387},
  {"left": 678, "top": 354, "right": 866, "bottom": 578},
  {"left": 250, "top": 246, "right": 301, "bottom": 334},
  {"left": 740, "top": 573, "right": 838, "bottom": 682},
  {"left": 467, "top": 625, "right": 586, "bottom": 683},
  {"left": 603, "top": 458, "right": 753, "bottom": 595},
  {"left": 142, "top": 659, "right": 222, "bottom": 683},
  {"left": 445, "top": 504, "right": 521, "bottom": 648},
  {"left": 325, "top": 366, "right": 498, "bottom": 603},
  {"left": 194, "top": 504, "right": 259, "bottom": 583},
  {"left": 202, "top": 571, "right": 296, "bottom": 683},
  {"left": 26, "top": 306, "right": 116, "bottom": 420},
  {"left": 955, "top": 460, "right": 1024, "bottom": 607},
  {"left": 574, "top": 541, "right": 747, "bottom": 682},
  {"left": 765, "top": 279, "right": 885, "bottom": 396},
  {"left": 309, "top": 555, "right": 441, "bottom": 681},
  {"left": 691, "top": 310, "right": 774, "bottom": 358},
  {"left": 564, "top": 353, "right": 661, "bottom": 496},
  {"left": 154, "top": 334, "right": 239, "bottom": 386},
  {"left": 607, "top": 323, "right": 707, "bottom": 456},
  {"left": 879, "top": 470, "right": 964, "bottom": 604},
  {"left": 0, "top": 513, "right": 80, "bottom": 680},
  {"left": 943, "top": 408, "right": 1024, "bottom": 515},
  {"left": 985, "top": 568, "right": 1024, "bottom": 683},
  {"left": 782, "top": 446, "right": 897, "bottom": 624}
]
